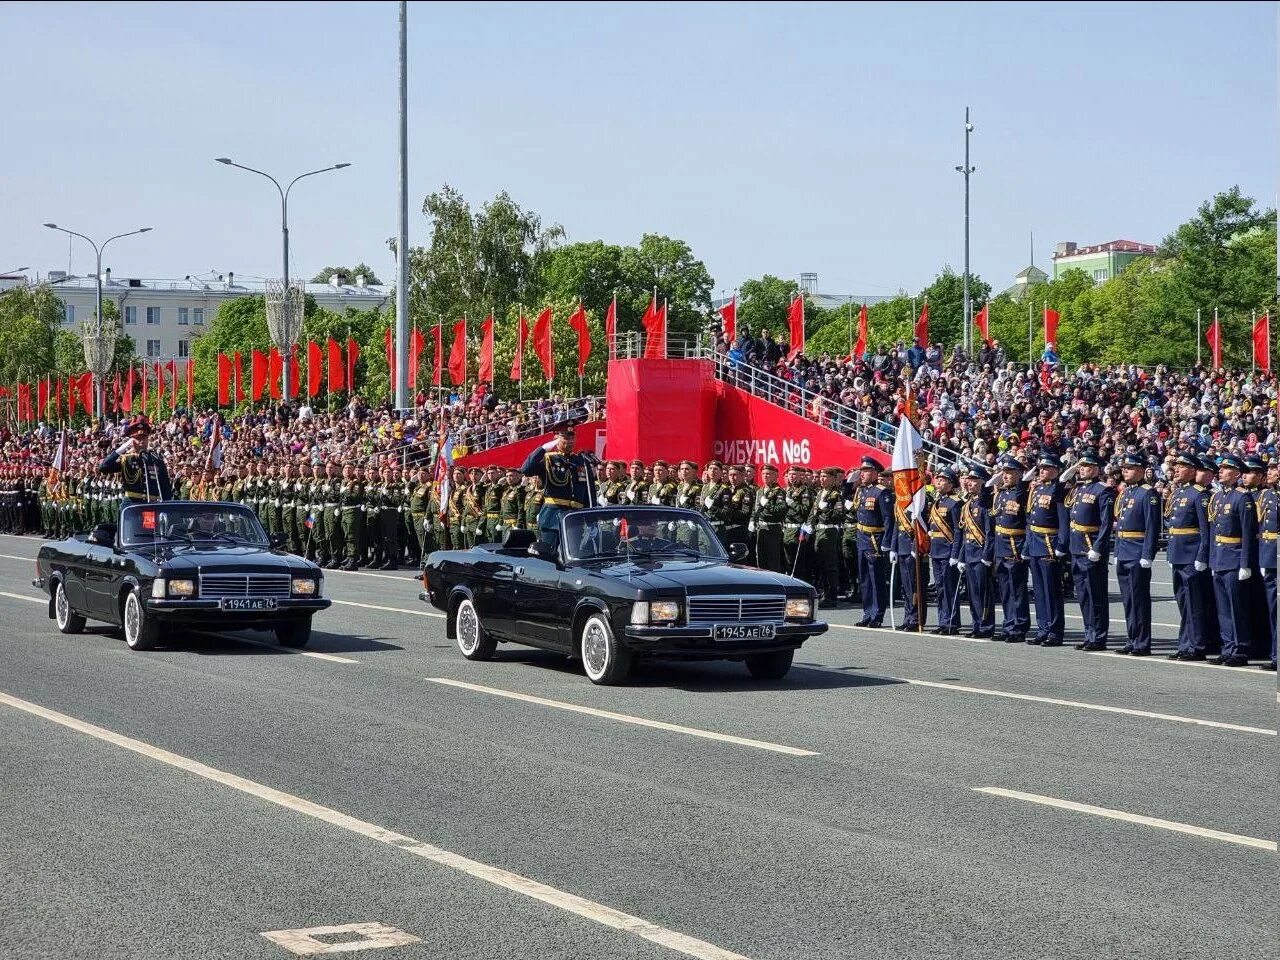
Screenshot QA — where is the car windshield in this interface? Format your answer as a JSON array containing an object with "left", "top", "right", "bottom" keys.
[
  {"left": 119, "top": 503, "right": 269, "bottom": 547},
  {"left": 562, "top": 509, "right": 728, "bottom": 562}
]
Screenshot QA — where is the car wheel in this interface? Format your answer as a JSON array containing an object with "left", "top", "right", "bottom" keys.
[
  {"left": 745, "top": 648, "right": 794, "bottom": 680},
  {"left": 122, "top": 588, "right": 159, "bottom": 651},
  {"left": 580, "top": 612, "right": 632, "bottom": 685},
  {"left": 455, "top": 598, "right": 496, "bottom": 661},
  {"left": 275, "top": 617, "right": 312, "bottom": 649},
  {"left": 54, "top": 581, "right": 86, "bottom": 635}
]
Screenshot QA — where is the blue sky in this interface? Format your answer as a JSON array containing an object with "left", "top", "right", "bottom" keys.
[{"left": 3, "top": 1, "right": 1273, "bottom": 298}]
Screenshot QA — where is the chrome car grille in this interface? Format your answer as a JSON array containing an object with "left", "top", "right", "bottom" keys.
[
  {"left": 198, "top": 573, "right": 292, "bottom": 599},
  {"left": 687, "top": 595, "right": 786, "bottom": 625}
]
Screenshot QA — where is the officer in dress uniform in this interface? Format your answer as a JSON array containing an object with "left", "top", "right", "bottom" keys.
[
  {"left": 1164, "top": 452, "right": 1213, "bottom": 660},
  {"left": 1260, "top": 459, "right": 1279, "bottom": 671},
  {"left": 807, "top": 467, "right": 847, "bottom": 608},
  {"left": 1113, "top": 452, "right": 1161, "bottom": 655},
  {"left": 1239, "top": 456, "right": 1272, "bottom": 659},
  {"left": 752, "top": 464, "right": 787, "bottom": 573},
  {"left": 783, "top": 466, "right": 815, "bottom": 583},
  {"left": 890, "top": 484, "right": 927, "bottom": 632},
  {"left": 520, "top": 424, "right": 596, "bottom": 550},
  {"left": 992, "top": 456, "right": 1032, "bottom": 643},
  {"left": 1208, "top": 454, "right": 1257, "bottom": 666},
  {"left": 480, "top": 464, "right": 504, "bottom": 545},
  {"left": 724, "top": 465, "right": 753, "bottom": 551},
  {"left": 408, "top": 466, "right": 432, "bottom": 565},
  {"left": 98, "top": 416, "right": 173, "bottom": 506},
  {"left": 1067, "top": 451, "right": 1114, "bottom": 652},
  {"left": 955, "top": 464, "right": 995, "bottom": 637},
  {"left": 853, "top": 456, "right": 894, "bottom": 627},
  {"left": 1025, "top": 453, "right": 1069, "bottom": 646},
  {"left": 927, "top": 467, "right": 962, "bottom": 636}
]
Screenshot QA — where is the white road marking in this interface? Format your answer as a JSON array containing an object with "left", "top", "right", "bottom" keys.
[
  {"left": 0, "top": 552, "right": 36, "bottom": 564},
  {"left": 974, "top": 786, "right": 1277, "bottom": 852},
  {"left": 332, "top": 598, "right": 444, "bottom": 619},
  {"left": 425, "top": 677, "right": 819, "bottom": 757},
  {"left": 261, "top": 922, "right": 421, "bottom": 956},
  {"left": 0, "top": 590, "right": 43, "bottom": 604},
  {"left": 211, "top": 633, "right": 359, "bottom": 665},
  {"left": 0, "top": 690, "right": 753, "bottom": 960},
  {"left": 324, "top": 567, "right": 417, "bottom": 583},
  {"left": 900, "top": 678, "right": 1274, "bottom": 736}
]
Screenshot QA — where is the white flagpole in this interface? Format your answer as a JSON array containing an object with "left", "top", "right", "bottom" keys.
[
  {"left": 1027, "top": 299, "right": 1033, "bottom": 365},
  {"left": 1252, "top": 309, "right": 1257, "bottom": 374},
  {"left": 1196, "top": 308, "right": 1201, "bottom": 366}
]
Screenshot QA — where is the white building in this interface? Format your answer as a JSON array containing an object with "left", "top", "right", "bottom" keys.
[{"left": 35, "top": 270, "right": 391, "bottom": 360}]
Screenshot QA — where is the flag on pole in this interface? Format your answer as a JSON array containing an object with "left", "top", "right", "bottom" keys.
[
  {"left": 434, "top": 431, "right": 454, "bottom": 520},
  {"left": 47, "top": 428, "right": 66, "bottom": 492},
  {"left": 345, "top": 337, "right": 360, "bottom": 393},
  {"left": 478, "top": 314, "right": 494, "bottom": 384},
  {"left": 233, "top": 352, "right": 246, "bottom": 404},
  {"left": 1253, "top": 312, "right": 1271, "bottom": 374},
  {"left": 37, "top": 378, "right": 49, "bottom": 420},
  {"left": 409, "top": 325, "right": 425, "bottom": 390},
  {"left": 123, "top": 367, "right": 134, "bottom": 414},
  {"left": 307, "top": 341, "right": 323, "bottom": 398},
  {"left": 914, "top": 302, "right": 930, "bottom": 348},
  {"left": 719, "top": 296, "right": 737, "bottom": 344},
  {"left": 786, "top": 295, "right": 805, "bottom": 360},
  {"left": 251, "top": 350, "right": 268, "bottom": 401},
  {"left": 605, "top": 296, "right": 617, "bottom": 359},
  {"left": 206, "top": 413, "right": 223, "bottom": 469},
  {"left": 448, "top": 319, "right": 467, "bottom": 386},
  {"left": 267, "top": 347, "right": 283, "bottom": 400},
  {"left": 641, "top": 297, "right": 665, "bottom": 359},
  {"left": 851, "top": 303, "right": 869, "bottom": 361},
  {"left": 167, "top": 359, "right": 179, "bottom": 410},
  {"left": 512, "top": 313, "right": 528, "bottom": 381},
  {"left": 186, "top": 357, "right": 194, "bottom": 410},
  {"left": 567, "top": 303, "right": 591, "bottom": 376},
  {"left": 1044, "top": 306, "right": 1060, "bottom": 348},
  {"left": 532, "top": 307, "right": 554, "bottom": 380},
  {"left": 287, "top": 344, "right": 300, "bottom": 399},
  {"left": 890, "top": 413, "right": 930, "bottom": 554},
  {"left": 327, "top": 338, "right": 344, "bottom": 393},
  {"left": 973, "top": 303, "right": 991, "bottom": 346},
  {"left": 1206, "top": 311, "right": 1222, "bottom": 368}
]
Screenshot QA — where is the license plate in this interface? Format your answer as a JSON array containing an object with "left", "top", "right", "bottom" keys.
[
  {"left": 219, "top": 598, "right": 277, "bottom": 612},
  {"left": 713, "top": 624, "right": 776, "bottom": 641}
]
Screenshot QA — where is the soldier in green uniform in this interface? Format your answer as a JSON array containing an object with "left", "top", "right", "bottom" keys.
[
  {"left": 752, "top": 463, "right": 787, "bottom": 572},
  {"left": 338, "top": 463, "right": 364, "bottom": 570},
  {"left": 261, "top": 463, "right": 281, "bottom": 540},
  {"left": 447, "top": 465, "right": 467, "bottom": 551},
  {"left": 808, "top": 466, "right": 848, "bottom": 607},
  {"left": 624, "top": 460, "right": 647, "bottom": 506},
  {"left": 318, "top": 462, "right": 341, "bottom": 568},
  {"left": 372, "top": 464, "right": 401, "bottom": 569},
  {"left": 598, "top": 461, "right": 627, "bottom": 506},
  {"left": 463, "top": 466, "right": 486, "bottom": 548},
  {"left": 495, "top": 466, "right": 525, "bottom": 542},
  {"left": 408, "top": 466, "right": 432, "bottom": 565},
  {"left": 288, "top": 463, "right": 308, "bottom": 556},
  {"left": 480, "top": 464, "right": 504, "bottom": 543},
  {"left": 701, "top": 461, "right": 731, "bottom": 545},
  {"left": 783, "top": 465, "right": 816, "bottom": 583},
  {"left": 648, "top": 460, "right": 677, "bottom": 506},
  {"left": 724, "top": 465, "right": 754, "bottom": 552},
  {"left": 358, "top": 465, "right": 379, "bottom": 566},
  {"left": 523, "top": 475, "right": 544, "bottom": 533}
]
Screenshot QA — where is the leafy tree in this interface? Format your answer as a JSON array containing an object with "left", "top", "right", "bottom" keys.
[
  {"left": 617, "top": 234, "right": 713, "bottom": 338},
  {"left": 737, "top": 275, "right": 800, "bottom": 342},
  {"left": 919, "top": 267, "right": 991, "bottom": 350},
  {"left": 0, "top": 283, "right": 63, "bottom": 383},
  {"left": 311, "top": 263, "right": 384, "bottom": 286}
]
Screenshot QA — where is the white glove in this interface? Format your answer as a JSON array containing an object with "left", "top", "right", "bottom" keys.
[
  {"left": 1194, "top": 560, "right": 1208, "bottom": 572},
  {"left": 950, "top": 557, "right": 962, "bottom": 568},
  {"left": 889, "top": 552, "right": 898, "bottom": 565},
  {"left": 748, "top": 521, "right": 756, "bottom": 532},
  {"left": 1054, "top": 551, "right": 1068, "bottom": 560},
  {"left": 1139, "top": 558, "right": 1151, "bottom": 569},
  {"left": 476, "top": 527, "right": 484, "bottom": 535},
  {"left": 650, "top": 496, "right": 661, "bottom": 505},
  {"left": 800, "top": 524, "right": 813, "bottom": 535},
  {"left": 541, "top": 439, "right": 559, "bottom": 451},
  {"left": 981, "top": 559, "right": 993, "bottom": 568},
  {"left": 704, "top": 497, "right": 714, "bottom": 509},
  {"left": 1238, "top": 567, "right": 1252, "bottom": 582},
  {"left": 114, "top": 438, "right": 135, "bottom": 456},
  {"left": 1087, "top": 550, "right": 1100, "bottom": 563},
  {"left": 844, "top": 499, "right": 853, "bottom": 510}
]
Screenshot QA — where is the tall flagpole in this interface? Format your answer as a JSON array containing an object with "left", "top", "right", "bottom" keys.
[
  {"left": 1196, "top": 308, "right": 1201, "bottom": 367},
  {"left": 1027, "top": 299, "right": 1033, "bottom": 366},
  {"left": 1252, "top": 309, "right": 1257, "bottom": 374},
  {"left": 394, "top": 0, "right": 410, "bottom": 410}
]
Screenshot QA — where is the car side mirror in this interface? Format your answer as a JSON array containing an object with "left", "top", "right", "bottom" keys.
[
  {"left": 268, "top": 532, "right": 287, "bottom": 550},
  {"left": 530, "top": 541, "right": 560, "bottom": 564},
  {"left": 728, "top": 542, "right": 749, "bottom": 562}
]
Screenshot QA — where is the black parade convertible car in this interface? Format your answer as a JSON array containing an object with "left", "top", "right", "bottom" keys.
[
  {"left": 33, "top": 501, "right": 331, "bottom": 650},
  {"left": 420, "top": 506, "right": 827, "bottom": 684}
]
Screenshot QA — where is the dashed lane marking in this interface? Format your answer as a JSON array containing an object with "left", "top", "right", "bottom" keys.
[
  {"left": 0, "top": 590, "right": 43, "bottom": 604},
  {"left": 425, "top": 677, "right": 820, "bottom": 757},
  {"left": 332, "top": 598, "right": 445, "bottom": 619},
  {"left": 0, "top": 690, "right": 754, "bottom": 960},
  {"left": 974, "top": 787, "right": 1276, "bottom": 852}
]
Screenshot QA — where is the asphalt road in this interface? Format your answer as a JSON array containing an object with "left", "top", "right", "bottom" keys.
[{"left": 0, "top": 533, "right": 1274, "bottom": 960}]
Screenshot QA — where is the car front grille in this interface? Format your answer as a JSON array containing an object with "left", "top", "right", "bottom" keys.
[
  {"left": 686, "top": 595, "right": 786, "bottom": 625},
  {"left": 198, "top": 573, "right": 292, "bottom": 599}
]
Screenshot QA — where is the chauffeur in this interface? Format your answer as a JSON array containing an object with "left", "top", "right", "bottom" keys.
[
  {"left": 1112, "top": 452, "right": 1161, "bottom": 656},
  {"left": 927, "top": 467, "right": 962, "bottom": 636},
  {"left": 853, "top": 456, "right": 894, "bottom": 628},
  {"left": 1067, "top": 451, "right": 1114, "bottom": 652},
  {"left": 955, "top": 464, "right": 995, "bottom": 638},
  {"left": 1025, "top": 453, "right": 1070, "bottom": 647},
  {"left": 1208, "top": 454, "right": 1258, "bottom": 666},
  {"left": 993, "top": 456, "right": 1031, "bottom": 644},
  {"left": 1165, "top": 452, "right": 1212, "bottom": 661},
  {"left": 98, "top": 416, "right": 173, "bottom": 506}
]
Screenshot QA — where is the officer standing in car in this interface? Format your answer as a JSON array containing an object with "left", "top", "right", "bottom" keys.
[
  {"left": 520, "top": 424, "right": 595, "bottom": 549},
  {"left": 1067, "top": 451, "right": 1114, "bottom": 652},
  {"left": 98, "top": 416, "right": 173, "bottom": 507}
]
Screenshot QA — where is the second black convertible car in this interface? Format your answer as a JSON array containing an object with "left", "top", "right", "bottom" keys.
[
  {"left": 34, "top": 501, "right": 331, "bottom": 650},
  {"left": 421, "top": 506, "right": 827, "bottom": 684}
]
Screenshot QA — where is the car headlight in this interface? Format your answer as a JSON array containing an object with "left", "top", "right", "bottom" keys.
[
  {"left": 292, "top": 578, "right": 317, "bottom": 596},
  {"left": 167, "top": 579, "right": 195, "bottom": 598},
  {"left": 151, "top": 579, "right": 166, "bottom": 599},
  {"left": 649, "top": 600, "right": 681, "bottom": 624},
  {"left": 785, "top": 597, "right": 812, "bottom": 620}
]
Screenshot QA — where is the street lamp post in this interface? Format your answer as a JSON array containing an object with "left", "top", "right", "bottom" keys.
[
  {"left": 215, "top": 158, "right": 350, "bottom": 405},
  {"left": 955, "top": 107, "right": 976, "bottom": 356},
  {"left": 42, "top": 224, "right": 152, "bottom": 418}
]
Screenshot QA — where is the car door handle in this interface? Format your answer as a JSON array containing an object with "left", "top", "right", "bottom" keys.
[{"left": 515, "top": 566, "right": 525, "bottom": 576}]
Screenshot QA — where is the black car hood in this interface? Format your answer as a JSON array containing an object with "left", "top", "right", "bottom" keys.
[
  {"left": 133, "top": 544, "right": 313, "bottom": 574},
  {"left": 584, "top": 558, "right": 802, "bottom": 593}
]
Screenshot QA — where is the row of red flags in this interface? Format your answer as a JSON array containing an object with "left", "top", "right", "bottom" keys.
[
  {"left": 3, "top": 359, "right": 198, "bottom": 422},
  {"left": 214, "top": 339, "right": 360, "bottom": 406}
]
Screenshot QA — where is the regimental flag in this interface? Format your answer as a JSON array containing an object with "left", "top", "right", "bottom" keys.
[
  {"left": 973, "top": 302, "right": 991, "bottom": 346},
  {"left": 1253, "top": 312, "right": 1271, "bottom": 374},
  {"left": 851, "top": 303, "right": 869, "bottom": 361},
  {"left": 434, "top": 431, "right": 454, "bottom": 520},
  {"left": 786, "top": 295, "right": 805, "bottom": 360},
  {"left": 206, "top": 413, "right": 223, "bottom": 470},
  {"left": 891, "top": 413, "right": 930, "bottom": 554},
  {"left": 567, "top": 303, "right": 591, "bottom": 377},
  {"left": 47, "top": 428, "right": 66, "bottom": 496},
  {"left": 719, "top": 296, "right": 737, "bottom": 344},
  {"left": 1044, "top": 305, "right": 1060, "bottom": 348},
  {"left": 914, "top": 302, "right": 930, "bottom": 349}
]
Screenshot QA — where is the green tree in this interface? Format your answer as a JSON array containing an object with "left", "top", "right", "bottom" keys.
[
  {"left": 0, "top": 283, "right": 64, "bottom": 384},
  {"left": 737, "top": 275, "right": 800, "bottom": 342},
  {"left": 617, "top": 234, "right": 713, "bottom": 339},
  {"left": 919, "top": 267, "right": 991, "bottom": 350},
  {"left": 311, "top": 263, "right": 384, "bottom": 286}
]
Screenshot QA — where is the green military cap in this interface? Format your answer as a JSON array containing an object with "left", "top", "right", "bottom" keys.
[
  {"left": 679, "top": 460, "right": 698, "bottom": 470},
  {"left": 761, "top": 464, "right": 779, "bottom": 473},
  {"left": 630, "top": 458, "right": 645, "bottom": 468},
  {"left": 823, "top": 466, "right": 844, "bottom": 477},
  {"left": 652, "top": 459, "right": 669, "bottom": 469}
]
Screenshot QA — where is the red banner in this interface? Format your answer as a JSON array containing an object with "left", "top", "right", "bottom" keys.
[
  {"left": 234, "top": 352, "right": 246, "bottom": 404},
  {"left": 1206, "top": 317, "right": 1222, "bottom": 369},
  {"left": 478, "top": 314, "right": 494, "bottom": 385},
  {"left": 719, "top": 297, "right": 736, "bottom": 344},
  {"left": 914, "top": 302, "right": 930, "bottom": 348},
  {"left": 122, "top": 368, "right": 132, "bottom": 414},
  {"left": 167, "top": 359, "right": 178, "bottom": 410},
  {"left": 384, "top": 327, "right": 396, "bottom": 387},
  {"left": 448, "top": 319, "right": 467, "bottom": 386},
  {"left": 307, "top": 341, "right": 323, "bottom": 397},
  {"left": 605, "top": 297, "right": 617, "bottom": 359},
  {"left": 217, "top": 354, "right": 232, "bottom": 407},
  {"left": 1044, "top": 306, "right": 1060, "bottom": 347},
  {"left": 512, "top": 314, "right": 528, "bottom": 381},
  {"left": 852, "top": 304, "right": 869, "bottom": 361},
  {"left": 327, "top": 338, "right": 345, "bottom": 393},
  {"left": 532, "top": 307, "right": 554, "bottom": 380},
  {"left": 974, "top": 303, "right": 991, "bottom": 346},
  {"left": 641, "top": 299, "right": 666, "bottom": 360},
  {"left": 431, "top": 324, "right": 442, "bottom": 387},
  {"left": 567, "top": 304, "right": 591, "bottom": 376},
  {"left": 787, "top": 296, "right": 805, "bottom": 360},
  {"left": 345, "top": 338, "right": 359, "bottom": 394},
  {"left": 288, "top": 344, "right": 300, "bottom": 399},
  {"left": 37, "top": 379, "right": 49, "bottom": 420},
  {"left": 267, "top": 348, "right": 283, "bottom": 400},
  {"left": 251, "top": 349, "right": 268, "bottom": 402},
  {"left": 1254, "top": 313, "right": 1271, "bottom": 373},
  {"left": 186, "top": 358, "right": 194, "bottom": 409},
  {"left": 408, "top": 326, "right": 424, "bottom": 389}
]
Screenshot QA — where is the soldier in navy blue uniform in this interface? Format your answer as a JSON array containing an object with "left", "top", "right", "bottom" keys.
[
  {"left": 1067, "top": 451, "right": 1114, "bottom": 651},
  {"left": 1207, "top": 454, "right": 1258, "bottom": 666},
  {"left": 927, "top": 467, "right": 963, "bottom": 636},
  {"left": 853, "top": 456, "right": 895, "bottom": 628},
  {"left": 1112, "top": 452, "right": 1161, "bottom": 655},
  {"left": 1258, "top": 459, "right": 1278, "bottom": 671},
  {"left": 1164, "top": 452, "right": 1213, "bottom": 661},
  {"left": 992, "top": 456, "right": 1031, "bottom": 643},
  {"left": 955, "top": 465, "right": 995, "bottom": 637},
  {"left": 1025, "top": 454, "right": 1070, "bottom": 646},
  {"left": 1194, "top": 454, "right": 1223, "bottom": 654},
  {"left": 520, "top": 424, "right": 597, "bottom": 549},
  {"left": 1239, "top": 456, "right": 1272, "bottom": 659},
  {"left": 890, "top": 483, "right": 927, "bottom": 632}
]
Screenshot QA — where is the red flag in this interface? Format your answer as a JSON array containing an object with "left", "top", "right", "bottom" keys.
[
  {"left": 512, "top": 313, "right": 529, "bottom": 381},
  {"left": 605, "top": 297, "right": 617, "bottom": 360},
  {"left": 67, "top": 377, "right": 77, "bottom": 418},
  {"left": 1253, "top": 313, "right": 1271, "bottom": 374},
  {"left": 1044, "top": 306, "right": 1059, "bottom": 347},
  {"left": 114, "top": 372, "right": 122, "bottom": 414},
  {"left": 478, "top": 314, "right": 494, "bottom": 384},
  {"left": 307, "top": 341, "right": 323, "bottom": 397},
  {"left": 641, "top": 298, "right": 665, "bottom": 359},
  {"left": 251, "top": 349, "right": 268, "bottom": 402},
  {"left": 719, "top": 296, "right": 737, "bottom": 344},
  {"left": 409, "top": 326, "right": 425, "bottom": 388},
  {"left": 217, "top": 353, "right": 233, "bottom": 407},
  {"left": 448, "top": 319, "right": 467, "bottom": 386},
  {"left": 345, "top": 337, "right": 360, "bottom": 393},
  {"left": 327, "top": 338, "right": 345, "bottom": 393},
  {"left": 122, "top": 368, "right": 133, "bottom": 414},
  {"left": 288, "top": 344, "right": 300, "bottom": 399},
  {"left": 185, "top": 358, "right": 194, "bottom": 410},
  {"left": 139, "top": 366, "right": 147, "bottom": 411},
  {"left": 567, "top": 304, "right": 591, "bottom": 376},
  {"left": 851, "top": 304, "right": 869, "bottom": 361},
  {"left": 914, "top": 302, "right": 930, "bottom": 348},
  {"left": 384, "top": 327, "right": 396, "bottom": 388},
  {"left": 79, "top": 372, "right": 94, "bottom": 415},
  {"left": 431, "top": 324, "right": 442, "bottom": 386},
  {"left": 17, "top": 383, "right": 30, "bottom": 422},
  {"left": 973, "top": 303, "right": 991, "bottom": 346},
  {"left": 234, "top": 352, "right": 246, "bottom": 403},
  {"left": 37, "top": 378, "right": 49, "bottom": 420},
  {"left": 1206, "top": 314, "right": 1222, "bottom": 368},
  {"left": 786, "top": 296, "right": 805, "bottom": 360},
  {"left": 532, "top": 307, "right": 555, "bottom": 380},
  {"left": 167, "top": 359, "right": 178, "bottom": 410},
  {"left": 267, "top": 348, "right": 283, "bottom": 400},
  {"left": 153, "top": 362, "right": 165, "bottom": 410}
]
